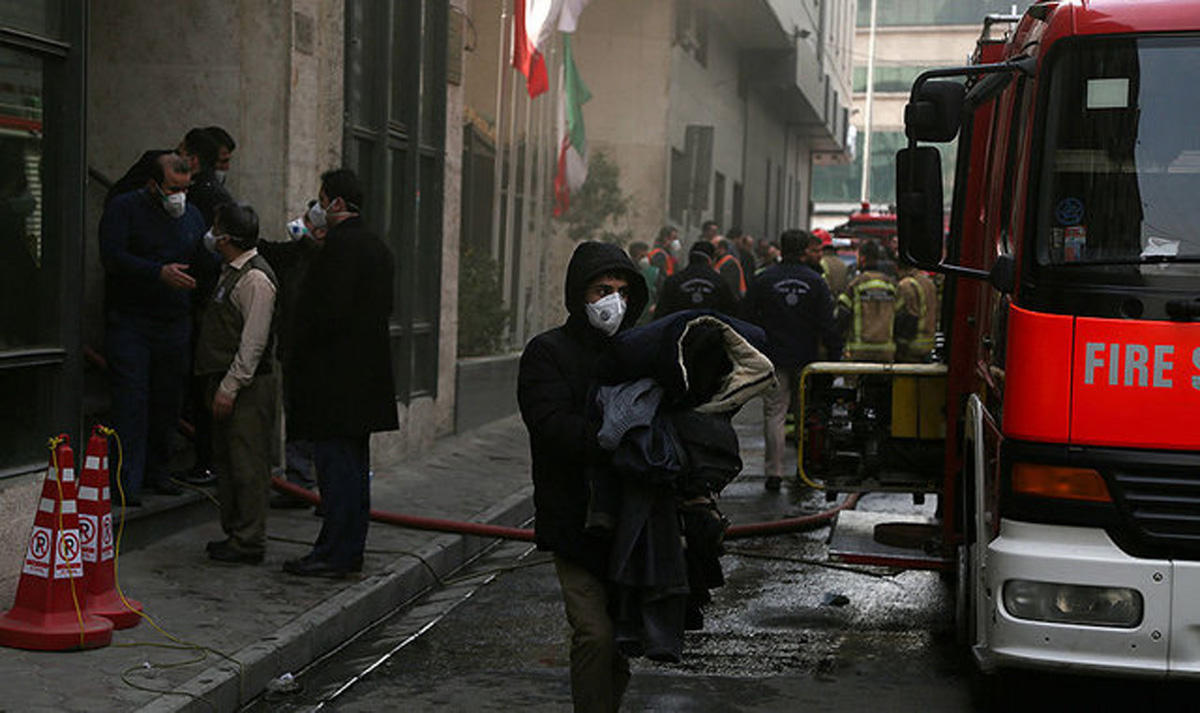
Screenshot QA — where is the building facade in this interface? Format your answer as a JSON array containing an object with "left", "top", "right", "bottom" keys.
[
  {"left": 463, "top": 0, "right": 856, "bottom": 348},
  {"left": 811, "top": 0, "right": 1029, "bottom": 227},
  {"left": 0, "top": 0, "right": 467, "bottom": 605}
]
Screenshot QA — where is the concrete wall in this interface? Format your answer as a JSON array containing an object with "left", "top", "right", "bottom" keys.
[
  {"left": 572, "top": 0, "right": 673, "bottom": 246},
  {"left": 0, "top": 476, "right": 42, "bottom": 607},
  {"left": 84, "top": 0, "right": 345, "bottom": 374},
  {"left": 437, "top": 0, "right": 468, "bottom": 437},
  {"left": 666, "top": 5, "right": 746, "bottom": 241}
]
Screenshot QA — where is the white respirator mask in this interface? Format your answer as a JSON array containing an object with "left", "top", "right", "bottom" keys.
[{"left": 585, "top": 292, "right": 626, "bottom": 337}]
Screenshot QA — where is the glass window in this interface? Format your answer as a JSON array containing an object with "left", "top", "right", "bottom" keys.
[
  {"left": 811, "top": 130, "right": 956, "bottom": 208},
  {"left": 0, "top": 1, "right": 63, "bottom": 41},
  {"left": 857, "top": 0, "right": 1030, "bottom": 28},
  {"left": 0, "top": 366, "right": 54, "bottom": 470},
  {"left": 853, "top": 65, "right": 940, "bottom": 94},
  {"left": 391, "top": 0, "right": 417, "bottom": 127},
  {"left": 1037, "top": 37, "right": 1200, "bottom": 266},
  {"left": 345, "top": 0, "right": 444, "bottom": 402},
  {"left": 0, "top": 47, "right": 51, "bottom": 350}
]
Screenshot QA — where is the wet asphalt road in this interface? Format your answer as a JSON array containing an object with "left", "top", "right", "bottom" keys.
[{"left": 245, "top": 413, "right": 1200, "bottom": 712}]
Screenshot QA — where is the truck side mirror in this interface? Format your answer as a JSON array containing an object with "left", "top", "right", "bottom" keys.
[
  {"left": 905, "top": 80, "right": 964, "bottom": 143},
  {"left": 896, "top": 146, "right": 945, "bottom": 269}
]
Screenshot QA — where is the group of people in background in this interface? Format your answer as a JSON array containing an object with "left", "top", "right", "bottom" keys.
[
  {"left": 624, "top": 220, "right": 940, "bottom": 490},
  {"left": 520, "top": 220, "right": 942, "bottom": 711},
  {"left": 97, "top": 126, "right": 397, "bottom": 578}
]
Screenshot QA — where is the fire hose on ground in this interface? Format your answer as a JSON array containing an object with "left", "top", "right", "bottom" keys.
[{"left": 269, "top": 477, "right": 861, "bottom": 542}]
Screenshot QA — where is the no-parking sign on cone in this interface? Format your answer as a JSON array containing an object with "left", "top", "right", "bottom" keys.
[
  {"left": 0, "top": 435, "right": 113, "bottom": 650},
  {"left": 79, "top": 426, "right": 142, "bottom": 629}
]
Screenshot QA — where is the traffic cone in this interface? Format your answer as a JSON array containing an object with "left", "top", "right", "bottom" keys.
[
  {"left": 79, "top": 426, "right": 141, "bottom": 629},
  {"left": 0, "top": 435, "right": 113, "bottom": 650}
]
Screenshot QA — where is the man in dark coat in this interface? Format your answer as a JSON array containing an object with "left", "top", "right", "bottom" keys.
[
  {"left": 517, "top": 241, "right": 648, "bottom": 713},
  {"left": 654, "top": 241, "right": 737, "bottom": 318},
  {"left": 742, "top": 230, "right": 843, "bottom": 490},
  {"left": 282, "top": 169, "right": 398, "bottom": 578}
]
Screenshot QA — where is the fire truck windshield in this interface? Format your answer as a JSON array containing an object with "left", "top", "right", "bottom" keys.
[{"left": 1037, "top": 36, "right": 1200, "bottom": 268}]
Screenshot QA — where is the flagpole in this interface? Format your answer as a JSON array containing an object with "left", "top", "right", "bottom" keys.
[
  {"left": 516, "top": 88, "right": 535, "bottom": 345},
  {"left": 502, "top": 51, "right": 521, "bottom": 326},
  {"left": 859, "top": 0, "right": 878, "bottom": 207},
  {"left": 490, "top": 4, "right": 510, "bottom": 262},
  {"left": 529, "top": 40, "right": 552, "bottom": 337}
]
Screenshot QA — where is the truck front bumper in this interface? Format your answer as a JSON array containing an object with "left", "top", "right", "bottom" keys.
[{"left": 981, "top": 519, "right": 1197, "bottom": 677}]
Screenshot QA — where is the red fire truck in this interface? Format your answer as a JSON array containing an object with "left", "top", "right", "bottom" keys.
[{"left": 882, "top": 0, "right": 1200, "bottom": 678}]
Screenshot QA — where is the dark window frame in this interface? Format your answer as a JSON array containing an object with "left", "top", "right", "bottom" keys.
[
  {"left": 0, "top": 1, "right": 85, "bottom": 476},
  {"left": 344, "top": 0, "right": 447, "bottom": 403}
]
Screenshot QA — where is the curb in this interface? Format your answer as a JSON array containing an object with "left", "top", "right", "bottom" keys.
[{"left": 136, "top": 486, "right": 535, "bottom": 713}]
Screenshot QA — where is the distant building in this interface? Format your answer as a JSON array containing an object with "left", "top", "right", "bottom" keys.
[
  {"left": 463, "top": 0, "right": 856, "bottom": 344},
  {"left": 810, "top": 0, "right": 1030, "bottom": 229}
]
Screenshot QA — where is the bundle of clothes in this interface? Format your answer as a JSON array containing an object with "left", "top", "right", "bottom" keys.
[{"left": 589, "top": 309, "right": 776, "bottom": 662}]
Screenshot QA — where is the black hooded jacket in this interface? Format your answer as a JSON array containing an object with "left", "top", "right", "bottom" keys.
[{"left": 517, "top": 241, "right": 648, "bottom": 566}]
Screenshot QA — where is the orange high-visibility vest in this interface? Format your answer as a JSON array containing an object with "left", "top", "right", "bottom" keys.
[
  {"left": 648, "top": 247, "right": 676, "bottom": 276},
  {"left": 714, "top": 254, "right": 746, "bottom": 295}
]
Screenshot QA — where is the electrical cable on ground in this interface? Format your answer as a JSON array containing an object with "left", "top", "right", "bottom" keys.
[{"left": 99, "top": 426, "right": 242, "bottom": 710}]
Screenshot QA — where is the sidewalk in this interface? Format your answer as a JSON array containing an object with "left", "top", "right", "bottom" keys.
[{"left": 0, "top": 414, "right": 535, "bottom": 713}]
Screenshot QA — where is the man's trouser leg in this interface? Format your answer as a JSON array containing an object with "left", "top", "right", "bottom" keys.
[
  {"left": 105, "top": 312, "right": 151, "bottom": 500},
  {"left": 285, "top": 440, "right": 317, "bottom": 489},
  {"left": 145, "top": 316, "right": 190, "bottom": 488},
  {"left": 762, "top": 368, "right": 795, "bottom": 478},
  {"left": 311, "top": 435, "right": 370, "bottom": 568},
  {"left": 210, "top": 375, "right": 276, "bottom": 554},
  {"left": 554, "top": 555, "right": 630, "bottom": 713}
]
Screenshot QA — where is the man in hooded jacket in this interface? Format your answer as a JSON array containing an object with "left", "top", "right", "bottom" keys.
[{"left": 517, "top": 241, "right": 648, "bottom": 713}]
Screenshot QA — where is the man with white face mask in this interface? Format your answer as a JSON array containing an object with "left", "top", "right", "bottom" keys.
[
  {"left": 282, "top": 168, "right": 398, "bottom": 578},
  {"left": 518, "top": 241, "right": 648, "bottom": 712},
  {"left": 99, "top": 153, "right": 206, "bottom": 505}
]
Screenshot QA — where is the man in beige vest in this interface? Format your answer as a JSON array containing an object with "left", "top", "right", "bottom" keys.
[{"left": 195, "top": 203, "right": 278, "bottom": 564}]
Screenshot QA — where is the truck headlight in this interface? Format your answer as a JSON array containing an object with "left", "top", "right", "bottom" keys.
[{"left": 1002, "top": 579, "right": 1143, "bottom": 628}]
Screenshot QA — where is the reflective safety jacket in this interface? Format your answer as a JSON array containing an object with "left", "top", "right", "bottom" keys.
[
  {"left": 837, "top": 270, "right": 902, "bottom": 362},
  {"left": 819, "top": 253, "right": 850, "bottom": 297},
  {"left": 714, "top": 253, "right": 746, "bottom": 297},
  {"left": 896, "top": 270, "right": 938, "bottom": 362}
]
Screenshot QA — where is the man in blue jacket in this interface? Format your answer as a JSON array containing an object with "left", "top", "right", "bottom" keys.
[
  {"left": 99, "top": 153, "right": 208, "bottom": 504},
  {"left": 742, "top": 230, "right": 843, "bottom": 490}
]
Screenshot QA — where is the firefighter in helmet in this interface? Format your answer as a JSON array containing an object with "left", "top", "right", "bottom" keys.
[
  {"left": 894, "top": 262, "right": 938, "bottom": 362},
  {"left": 837, "top": 240, "right": 902, "bottom": 362}
]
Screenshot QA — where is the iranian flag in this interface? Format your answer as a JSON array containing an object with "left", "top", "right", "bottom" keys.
[
  {"left": 554, "top": 34, "right": 590, "bottom": 216},
  {"left": 512, "top": 0, "right": 589, "bottom": 98}
]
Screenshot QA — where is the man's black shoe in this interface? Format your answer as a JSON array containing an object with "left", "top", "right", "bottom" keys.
[
  {"left": 206, "top": 538, "right": 230, "bottom": 553},
  {"left": 764, "top": 476, "right": 783, "bottom": 492},
  {"left": 181, "top": 468, "right": 218, "bottom": 486},
  {"left": 148, "top": 479, "right": 184, "bottom": 496},
  {"left": 283, "top": 557, "right": 348, "bottom": 579},
  {"left": 208, "top": 541, "right": 264, "bottom": 565},
  {"left": 269, "top": 493, "right": 311, "bottom": 510}
]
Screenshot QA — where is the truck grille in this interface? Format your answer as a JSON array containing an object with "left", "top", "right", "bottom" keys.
[{"left": 1110, "top": 468, "right": 1200, "bottom": 556}]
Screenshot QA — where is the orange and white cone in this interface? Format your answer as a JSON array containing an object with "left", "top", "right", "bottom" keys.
[
  {"left": 79, "top": 426, "right": 141, "bottom": 629},
  {"left": 0, "top": 435, "right": 113, "bottom": 650}
]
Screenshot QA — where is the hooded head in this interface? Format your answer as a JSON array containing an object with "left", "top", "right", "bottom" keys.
[{"left": 564, "top": 241, "right": 648, "bottom": 331}]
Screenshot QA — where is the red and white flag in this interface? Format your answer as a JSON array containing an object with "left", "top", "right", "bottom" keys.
[{"left": 512, "top": 0, "right": 590, "bottom": 98}]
